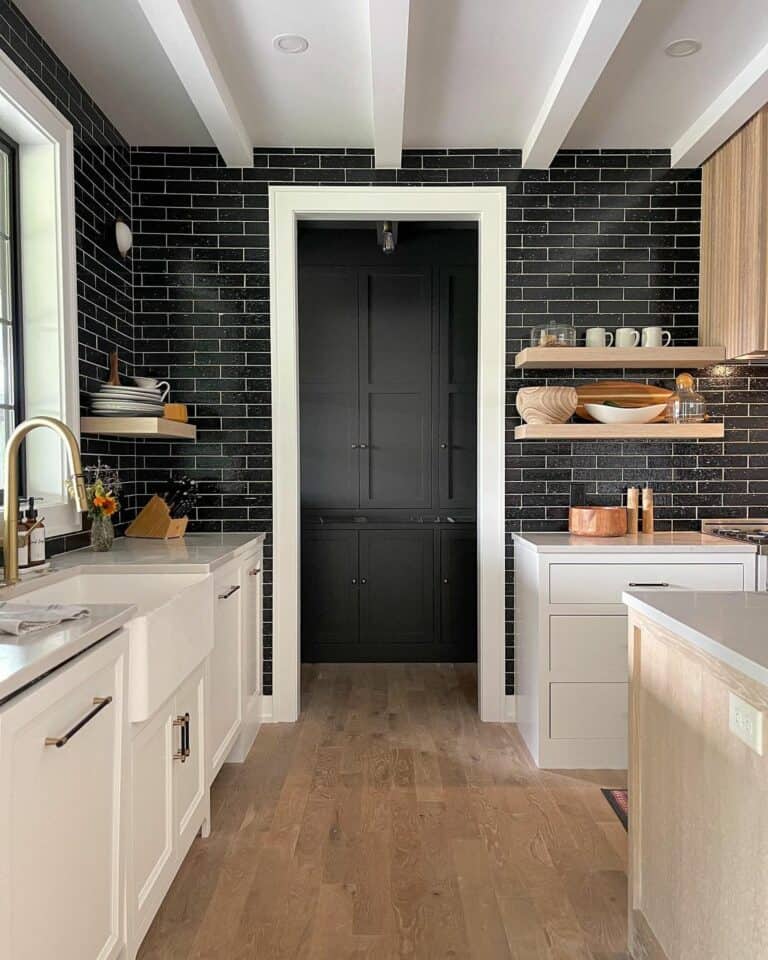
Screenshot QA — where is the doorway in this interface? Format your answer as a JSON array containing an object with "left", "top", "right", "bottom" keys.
[
  {"left": 268, "top": 186, "right": 506, "bottom": 722},
  {"left": 298, "top": 222, "right": 478, "bottom": 664}
]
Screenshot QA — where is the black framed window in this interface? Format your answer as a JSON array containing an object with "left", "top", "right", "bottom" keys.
[{"left": 0, "top": 129, "right": 23, "bottom": 497}]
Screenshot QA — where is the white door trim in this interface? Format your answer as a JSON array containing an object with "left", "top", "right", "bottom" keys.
[{"left": 269, "top": 185, "right": 507, "bottom": 722}]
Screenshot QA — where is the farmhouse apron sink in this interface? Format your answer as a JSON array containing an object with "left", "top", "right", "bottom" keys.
[{"left": 19, "top": 571, "right": 214, "bottom": 722}]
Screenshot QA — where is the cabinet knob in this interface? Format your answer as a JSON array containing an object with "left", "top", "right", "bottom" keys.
[
  {"left": 360, "top": 577, "right": 367, "bottom": 584},
  {"left": 443, "top": 578, "right": 449, "bottom": 584},
  {"left": 440, "top": 442, "right": 448, "bottom": 449},
  {"left": 359, "top": 443, "right": 368, "bottom": 449},
  {"left": 351, "top": 443, "right": 358, "bottom": 449},
  {"left": 352, "top": 578, "right": 357, "bottom": 584}
]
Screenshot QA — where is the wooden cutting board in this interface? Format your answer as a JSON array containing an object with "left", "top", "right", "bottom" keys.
[{"left": 575, "top": 380, "right": 672, "bottom": 422}]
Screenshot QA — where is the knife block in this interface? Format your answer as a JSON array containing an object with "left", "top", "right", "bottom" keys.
[{"left": 125, "top": 495, "right": 188, "bottom": 540}]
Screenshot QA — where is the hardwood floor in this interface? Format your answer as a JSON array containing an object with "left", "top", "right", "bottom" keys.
[{"left": 138, "top": 663, "right": 628, "bottom": 960}]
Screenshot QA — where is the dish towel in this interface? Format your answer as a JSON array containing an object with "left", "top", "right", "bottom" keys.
[{"left": 0, "top": 603, "right": 91, "bottom": 636}]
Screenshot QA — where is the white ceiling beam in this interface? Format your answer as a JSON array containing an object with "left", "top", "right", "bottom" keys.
[
  {"left": 369, "top": 0, "right": 410, "bottom": 169},
  {"left": 136, "top": 0, "right": 252, "bottom": 167},
  {"left": 671, "top": 42, "right": 768, "bottom": 168},
  {"left": 522, "top": 0, "right": 641, "bottom": 169}
]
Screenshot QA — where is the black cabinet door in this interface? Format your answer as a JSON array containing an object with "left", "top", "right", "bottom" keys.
[
  {"left": 299, "top": 267, "right": 359, "bottom": 508},
  {"left": 439, "top": 527, "right": 477, "bottom": 661},
  {"left": 438, "top": 266, "right": 477, "bottom": 511},
  {"left": 358, "top": 530, "right": 436, "bottom": 659},
  {"left": 359, "top": 269, "right": 432, "bottom": 509},
  {"left": 301, "top": 530, "right": 359, "bottom": 660}
]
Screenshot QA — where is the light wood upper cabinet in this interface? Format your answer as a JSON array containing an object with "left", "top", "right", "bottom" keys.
[{"left": 699, "top": 103, "right": 768, "bottom": 360}]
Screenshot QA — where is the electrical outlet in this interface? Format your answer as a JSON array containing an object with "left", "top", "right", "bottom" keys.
[{"left": 729, "top": 693, "right": 764, "bottom": 755}]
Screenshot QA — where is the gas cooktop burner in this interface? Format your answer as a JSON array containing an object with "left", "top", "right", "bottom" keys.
[{"left": 704, "top": 521, "right": 768, "bottom": 553}]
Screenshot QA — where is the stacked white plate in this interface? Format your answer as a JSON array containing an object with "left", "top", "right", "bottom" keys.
[{"left": 89, "top": 384, "right": 165, "bottom": 417}]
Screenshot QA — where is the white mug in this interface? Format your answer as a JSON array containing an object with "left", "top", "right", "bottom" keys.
[
  {"left": 615, "top": 327, "right": 640, "bottom": 348},
  {"left": 641, "top": 326, "right": 672, "bottom": 348},
  {"left": 585, "top": 327, "right": 614, "bottom": 348},
  {"left": 134, "top": 376, "right": 170, "bottom": 400}
]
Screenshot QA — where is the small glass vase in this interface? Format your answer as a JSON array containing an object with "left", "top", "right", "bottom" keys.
[{"left": 90, "top": 514, "right": 115, "bottom": 552}]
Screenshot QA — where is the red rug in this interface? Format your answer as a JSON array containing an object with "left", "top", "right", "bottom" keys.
[{"left": 602, "top": 788, "right": 628, "bottom": 830}]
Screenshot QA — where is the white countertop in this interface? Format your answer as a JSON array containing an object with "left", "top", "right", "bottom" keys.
[
  {"left": 51, "top": 532, "right": 265, "bottom": 573},
  {"left": 512, "top": 531, "right": 756, "bottom": 553},
  {"left": 623, "top": 590, "right": 768, "bottom": 687},
  {"left": 0, "top": 534, "right": 265, "bottom": 705},
  {"left": 0, "top": 603, "right": 135, "bottom": 705}
]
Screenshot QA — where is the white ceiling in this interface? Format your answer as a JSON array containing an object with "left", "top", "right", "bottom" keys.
[
  {"left": 567, "top": 0, "right": 768, "bottom": 148},
  {"left": 13, "top": 0, "right": 768, "bottom": 166}
]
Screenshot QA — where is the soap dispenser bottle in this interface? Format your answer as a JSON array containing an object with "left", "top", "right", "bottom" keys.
[
  {"left": 17, "top": 504, "right": 28, "bottom": 570},
  {"left": 24, "top": 497, "right": 45, "bottom": 566}
]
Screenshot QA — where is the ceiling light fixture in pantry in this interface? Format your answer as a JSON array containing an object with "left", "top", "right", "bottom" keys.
[
  {"left": 664, "top": 38, "right": 702, "bottom": 57},
  {"left": 273, "top": 34, "right": 309, "bottom": 54}
]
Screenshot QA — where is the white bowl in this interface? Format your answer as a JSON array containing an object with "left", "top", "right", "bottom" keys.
[{"left": 584, "top": 402, "right": 667, "bottom": 424}]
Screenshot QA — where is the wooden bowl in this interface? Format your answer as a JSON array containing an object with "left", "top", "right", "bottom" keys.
[
  {"left": 569, "top": 506, "right": 628, "bottom": 538},
  {"left": 516, "top": 386, "right": 578, "bottom": 424}
]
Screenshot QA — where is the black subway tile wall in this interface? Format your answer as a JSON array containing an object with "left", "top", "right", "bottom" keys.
[
  {"left": 130, "top": 145, "right": 768, "bottom": 696},
  {"left": 7, "top": 2, "right": 768, "bottom": 695},
  {"left": 0, "top": 1, "right": 138, "bottom": 544}
]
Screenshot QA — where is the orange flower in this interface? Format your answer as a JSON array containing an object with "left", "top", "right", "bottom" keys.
[{"left": 94, "top": 495, "right": 118, "bottom": 516}]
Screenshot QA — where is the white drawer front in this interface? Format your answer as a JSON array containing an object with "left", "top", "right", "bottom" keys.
[
  {"left": 549, "top": 562, "right": 745, "bottom": 605},
  {"left": 550, "top": 682, "right": 628, "bottom": 740},
  {"left": 550, "top": 615, "right": 627, "bottom": 681}
]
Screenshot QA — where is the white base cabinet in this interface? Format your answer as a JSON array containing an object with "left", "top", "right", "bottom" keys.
[
  {"left": 127, "top": 662, "right": 207, "bottom": 958},
  {"left": 0, "top": 631, "right": 128, "bottom": 960},
  {"left": 513, "top": 541, "right": 757, "bottom": 769},
  {"left": 208, "top": 557, "right": 244, "bottom": 779}
]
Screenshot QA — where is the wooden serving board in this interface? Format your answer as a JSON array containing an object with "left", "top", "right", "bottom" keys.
[{"left": 575, "top": 380, "right": 672, "bottom": 422}]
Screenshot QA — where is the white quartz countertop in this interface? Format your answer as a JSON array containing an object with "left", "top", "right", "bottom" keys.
[
  {"left": 512, "top": 531, "right": 756, "bottom": 553},
  {"left": 0, "top": 603, "right": 135, "bottom": 705},
  {"left": 51, "top": 532, "right": 265, "bottom": 573},
  {"left": 0, "top": 534, "right": 264, "bottom": 705},
  {"left": 623, "top": 590, "right": 768, "bottom": 687}
]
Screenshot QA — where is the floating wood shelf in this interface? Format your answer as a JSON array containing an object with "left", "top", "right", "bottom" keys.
[
  {"left": 514, "top": 423, "right": 725, "bottom": 441},
  {"left": 514, "top": 347, "right": 727, "bottom": 370},
  {"left": 81, "top": 417, "right": 197, "bottom": 440}
]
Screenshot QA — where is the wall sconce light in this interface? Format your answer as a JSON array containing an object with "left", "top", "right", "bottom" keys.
[{"left": 115, "top": 217, "right": 133, "bottom": 258}]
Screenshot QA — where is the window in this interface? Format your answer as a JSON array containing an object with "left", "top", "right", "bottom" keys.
[
  {"left": 0, "top": 129, "right": 22, "bottom": 490},
  {"left": 0, "top": 48, "right": 80, "bottom": 536}
]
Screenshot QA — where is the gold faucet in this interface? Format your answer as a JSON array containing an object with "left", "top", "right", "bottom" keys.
[{"left": 2, "top": 417, "right": 89, "bottom": 585}]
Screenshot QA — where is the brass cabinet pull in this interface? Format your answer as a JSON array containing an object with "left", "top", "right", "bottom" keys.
[
  {"left": 173, "top": 713, "right": 190, "bottom": 762},
  {"left": 45, "top": 696, "right": 112, "bottom": 748},
  {"left": 217, "top": 584, "right": 241, "bottom": 600}
]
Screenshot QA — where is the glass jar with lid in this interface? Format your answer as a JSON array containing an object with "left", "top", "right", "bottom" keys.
[
  {"left": 666, "top": 373, "right": 707, "bottom": 423},
  {"left": 530, "top": 324, "right": 577, "bottom": 348}
]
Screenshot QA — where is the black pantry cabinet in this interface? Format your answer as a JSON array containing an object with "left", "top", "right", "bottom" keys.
[{"left": 299, "top": 226, "right": 478, "bottom": 663}]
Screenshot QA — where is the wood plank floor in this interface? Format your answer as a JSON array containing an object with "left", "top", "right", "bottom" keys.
[{"left": 138, "top": 663, "right": 628, "bottom": 960}]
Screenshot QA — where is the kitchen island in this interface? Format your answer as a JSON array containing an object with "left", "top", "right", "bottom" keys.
[{"left": 623, "top": 590, "right": 768, "bottom": 960}]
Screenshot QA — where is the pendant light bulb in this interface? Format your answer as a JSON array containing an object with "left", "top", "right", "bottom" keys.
[{"left": 382, "top": 220, "right": 395, "bottom": 255}]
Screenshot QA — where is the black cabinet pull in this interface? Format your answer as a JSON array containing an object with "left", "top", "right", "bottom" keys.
[
  {"left": 218, "top": 584, "right": 241, "bottom": 600},
  {"left": 628, "top": 581, "right": 670, "bottom": 588},
  {"left": 45, "top": 696, "right": 112, "bottom": 748}
]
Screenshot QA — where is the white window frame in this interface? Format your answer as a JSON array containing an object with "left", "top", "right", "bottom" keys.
[
  {"left": 0, "top": 48, "right": 80, "bottom": 537},
  {"left": 269, "top": 185, "right": 508, "bottom": 723}
]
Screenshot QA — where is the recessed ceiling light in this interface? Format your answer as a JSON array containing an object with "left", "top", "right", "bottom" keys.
[
  {"left": 273, "top": 34, "right": 309, "bottom": 54},
  {"left": 664, "top": 38, "right": 702, "bottom": 57}
]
